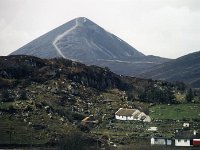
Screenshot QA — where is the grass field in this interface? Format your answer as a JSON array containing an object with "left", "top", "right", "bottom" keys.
[{"left": 149, "top": 103, "right": 200, "bottom": 120}]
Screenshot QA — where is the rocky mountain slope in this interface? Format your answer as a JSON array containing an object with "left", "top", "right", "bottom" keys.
[
  {"left": 0, "top": 55, "right": 198, "bottom": 147},
  {"left": 140, "top": 51, "right": 200, "bottom": 88},
  {"left": 10, "top": 17, "right": 169, "bottom": 76},
  {"left": 0, "top": 55, "right": 187, "bottom": 104}
]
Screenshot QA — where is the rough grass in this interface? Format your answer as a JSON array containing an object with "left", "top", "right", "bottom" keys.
[
  {"left": 150, "top": 103, "right": 200, "bottom": 120},
  {"left": 0, "top": 102, "right": 13, "bottom": 109},
  {"left": 0, "top": 117, "right": 49, "bottom": 144}
]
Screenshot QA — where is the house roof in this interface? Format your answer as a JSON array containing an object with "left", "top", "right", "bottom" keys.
[
  {"left": 82, "top": 115, "right": 98, "bottom": 123},
  {"left": 115, "top": 108, "right": 137, "bottom": 116},
  {"left": 175, "top": 130, "right": 200, "bottom": 139},
  {"left": 152, "top": 137, "right": 172, "bottom": 140}
]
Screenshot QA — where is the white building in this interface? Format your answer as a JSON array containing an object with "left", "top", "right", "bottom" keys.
[
  {"left": 175, "top": 130, "right": 193, "bottom": 147},
  {"left": 151, "top": 137, "right": 172, "bottom": 146},
  {"left": 183, "top": 123, "right": 190, "bottom": 128},
  {"left": 115, "top": 108, "right": 136, "bottom": 120},
  {"left": 115, "top": 108, "right": 151, "bottom": 122},
  {"left": 175, "top": 139, "right": 190, "bottom": 147},
  {"left": 148, "top": 127, "right": 157, "bottom": 131}
]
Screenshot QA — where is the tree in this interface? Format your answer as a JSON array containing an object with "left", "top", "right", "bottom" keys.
[
  {"left": 139, "top": 86, "right": 175, "bottom": 104},
  {"left": 20, "top": 90, "right": 28, "bottom": 100},
  {"left": 2, "top": 89, "right": 9, "bottom": 100},
  {"left": 186, "top": 89, "right": 193, "bottom": 103},
  {"left": 58, "top": 131, "right": 93, "bottom": 150},
  {"left": 77, "top": 124, "right": 90, "bottom": 133},
  {"left": 175, "top": 81, "right": 186, "bottom": 91},
  {"left": 1, "top": 89, "right": 14, "bottom": 102}
]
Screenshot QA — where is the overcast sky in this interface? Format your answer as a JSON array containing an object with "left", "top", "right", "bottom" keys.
[{"left": 0, "top": 0, "right": 200, "bottom": 58}]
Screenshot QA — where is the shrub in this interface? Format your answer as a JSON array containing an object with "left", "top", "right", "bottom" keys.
[
  {"left": 1, "top": 89, "right": 14, "bottom": 102},
  {"left": 58, "top": 131, "right": 95, "bottom": 150},
  {"left": 19, "top": 90, "right": 28, "bottom": 100}
]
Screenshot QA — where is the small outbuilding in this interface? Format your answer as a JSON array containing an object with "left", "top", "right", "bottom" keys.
[
  {"left": 192, "top": 130, "right": 200, "bottom": 147},
  {"left": 151, "top": 137, "right": 172, "bottom": 146},
  {"left": 81, "top": 115, "right": 98, "bottom": 127},
  {"left": 183, "top": 123, "right": 190, "bottom": 128},
  {"left": 148, "top": 127, "right": 157, "bottom": 131},
  {"left": 193, "top": 139, "right": 200, "bottom": 147}
]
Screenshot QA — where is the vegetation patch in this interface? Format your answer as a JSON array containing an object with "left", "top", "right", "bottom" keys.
[{"left": 150, "top": 103, "right": 200, "bottom": 120}]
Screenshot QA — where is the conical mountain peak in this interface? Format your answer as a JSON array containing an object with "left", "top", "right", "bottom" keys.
[
  {"left": 69, "top": 17, "right": 96, "bottom": 28},
  {"left": 10, "top": 17, "right": 168, "bottom": 76},
  {"left": 11, "top": 17, "right": 144, "bottom": 60}
]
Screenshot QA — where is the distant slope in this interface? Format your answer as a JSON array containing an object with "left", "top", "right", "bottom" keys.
[
  {"left": 10, "top": 17, "right": 169, "bottom": 76},
  {"left": 140, "top": 51, "right": 200, "bottom": 88}
]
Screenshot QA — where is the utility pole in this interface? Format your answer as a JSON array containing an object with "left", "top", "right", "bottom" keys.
[
  {"left": 96, "top": 139, "right": 98, "bottom": 150},
  {"left": 30, "top": 128, "right": 33, "bottom": 149},
  {"left": 9, "top": 126, "right": 12, "bottom": 145}
]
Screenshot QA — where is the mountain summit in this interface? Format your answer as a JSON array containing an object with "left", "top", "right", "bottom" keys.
[
  {"left": 11, "top": 17, "right": 144, "bottom": 60},
  {"left": 10, "top": 17, "right": 169, "bottom": 75}
]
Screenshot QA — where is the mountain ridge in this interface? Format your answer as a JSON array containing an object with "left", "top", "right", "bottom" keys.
[
  {"left": 140, "top": 51, "right": 200, "bottom": 88},
  {"left": 10, "top": 17, "right": 169, "bottom": 75}
]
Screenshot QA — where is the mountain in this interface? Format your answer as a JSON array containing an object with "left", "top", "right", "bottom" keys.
[
  {"left": 10, "top": 17, "right": 169, "bottom": 76},
  {"left": 140, "top": 51, "right": 200, "bottom": 88}
]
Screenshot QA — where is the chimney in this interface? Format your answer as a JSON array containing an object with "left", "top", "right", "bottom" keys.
[{"left": 194, "top": 130, "right": 197, "bottom": 135}]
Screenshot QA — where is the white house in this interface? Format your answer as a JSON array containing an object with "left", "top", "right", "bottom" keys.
[
  {"left": 175, "top": 139, "right": 190, "bottom": 147},
  {"left": 175, "top": 130, "right": 193, "bottom": 147},
  {"left": 115, "top": 108, "right": 137, "bottom": 120},
  {"left": 115, "top": 108, "right": 151, "bottom": 122},
  {"left": 151, "top": 137, "right": 172, "bottom": 146}
]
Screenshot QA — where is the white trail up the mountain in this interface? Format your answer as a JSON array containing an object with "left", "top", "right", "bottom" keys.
[{"left": 53, "top": 19, "right": 78, "bottom": 58}]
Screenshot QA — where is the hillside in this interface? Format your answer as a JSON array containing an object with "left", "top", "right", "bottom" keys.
[
  {"left": 0, "top": 55, "right": 199, "bottom": 148},
  {"left": 10, "top": 17, "right": 169, "bottom": 76},
  {"left": 140, "top": 51, "right": 200, "bottom": 88}
]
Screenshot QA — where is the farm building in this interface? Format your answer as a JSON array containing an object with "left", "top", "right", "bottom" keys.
[
  {"left": 115, "top": 108, "right": 151, "bottom": 122},
  {"left": 81, "top": 115, "right": 98, "bottom": 127},
  {"left": 150, "top": 130, "right": 200, "bottom": 147},
  {"left": 192, "top": 130, "right": 200, "bottom": 147},
  {"left": 193, "top": 139, "right": 200, "bottom": 147},
  {"left": 151, "top": 137, "right": 172, "bottom": 146},
  {"left": 183, "top": 123, "right": 190, "bottom": 128},
  {"left": 148, "top": 127, "right": 157, "bottom": 131},
  {"left": 175, "top": 130, "right": 200, "bottom": 147}
]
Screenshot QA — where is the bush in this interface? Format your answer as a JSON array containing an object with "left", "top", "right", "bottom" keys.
[
  {"left": 192, "top": 118, "right": 200, "bottom": 122},
  {"left": 1, "top": 89, "right": 14, "bottom": 102},
  {"left": 77, "top": 124, "right": 90, "bottom": 133},
  {"left": 58, "top": 131, "right": 95, "bottom": 150},
  {"left": 19, "top": 90, "right": 28, "bottom": 100}
]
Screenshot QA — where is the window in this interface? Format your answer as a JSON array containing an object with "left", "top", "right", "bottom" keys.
[
  {"left": 178, "top": 139, "right": 181, "bottom": 142},
  {"left": 184, "top": 139, "right": 187, "bottom": 142}
]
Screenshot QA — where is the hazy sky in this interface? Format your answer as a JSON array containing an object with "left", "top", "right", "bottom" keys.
[{"left": 0, "top": 0, "right": 200, "bottom": 58}]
